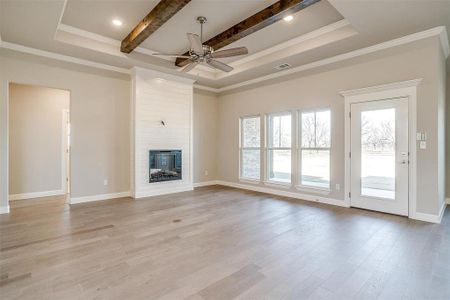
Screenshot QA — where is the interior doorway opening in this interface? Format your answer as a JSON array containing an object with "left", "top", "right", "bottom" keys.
[{"left": 8, "top": 82, "right": 71, "bottom": 204}]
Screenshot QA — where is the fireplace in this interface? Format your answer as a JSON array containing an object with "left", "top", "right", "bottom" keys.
[{"left": 149, "top": 150, "right": 182, "bottom": 183}]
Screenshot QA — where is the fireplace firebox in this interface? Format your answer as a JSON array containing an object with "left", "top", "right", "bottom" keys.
[{"left": 149, "top": 150, "right": 182, "bottom": 183}]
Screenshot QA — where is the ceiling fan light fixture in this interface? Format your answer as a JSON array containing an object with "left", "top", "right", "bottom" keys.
[{"left": 283, "top": 15, "right": 294, "bottom": 22}]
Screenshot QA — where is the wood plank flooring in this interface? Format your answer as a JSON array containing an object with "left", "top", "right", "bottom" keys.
[{"left": 0, "top": 185, "right": 449, "bottom": 299}]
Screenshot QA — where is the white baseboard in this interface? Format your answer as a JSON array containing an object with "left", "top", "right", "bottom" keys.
[
  {"left": 9, "top": 189, "right": 65, "bottom": 201},
  {"left": 134, "top": 186, "right": 194, "bottom": 199},
  {"left": 216, "top": 180, "right": 348, "bottom": 208},
  {"left": 446, "top": 198, "right": 450, "bottom": 204},
  {"left": 70, "top": 191, "right": 130, "bottom": 204},
  {"left": 193, "top": 181, "right": 219, "bottom": 188},
  {"left": 410, "top": 202, "right": 447, "bottom": 224},
  {"left": 0, "top": 205, "right": 10, "bottom": 214}
]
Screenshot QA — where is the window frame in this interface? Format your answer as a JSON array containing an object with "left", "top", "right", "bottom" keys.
[
  {"left": 239, "top": 115, "right": 262, "bottom": 182},
  {"left": 297, "top": 108, "right": 332, "bottom": 192},
  {"left": 265, "top": 111, "right": 293, "bottom": 186}
]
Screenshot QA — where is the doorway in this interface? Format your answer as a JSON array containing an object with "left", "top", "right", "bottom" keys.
[
  {"left": 8, "top": 83, "right": 71, "bottom": 203},
  {"left": 350, "top": 98, "right": 409, "bottom": 216}
]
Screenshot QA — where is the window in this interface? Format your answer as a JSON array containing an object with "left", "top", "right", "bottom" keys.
[
  {"left": 267, "top": 113, "right": 292, "bottom": 183},
  {"left": 300, "top": 110, "right": 331, "bottom": 189},
  {"left": 240, "top": 116, "right": 261, "bottom": 180}
]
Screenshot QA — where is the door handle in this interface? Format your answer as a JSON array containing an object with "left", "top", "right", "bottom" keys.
[{"left": 399, "top": 160, "right": 409, "bottom": 165}]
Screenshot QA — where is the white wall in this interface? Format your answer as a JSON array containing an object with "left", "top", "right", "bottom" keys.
[
  {"left": 0, "top": 50, "right": 130, "bottom": 211},
  {"left": 9, "top": 83, "right": 69, "bottom": 198},
  {"left": 131, "top": 68, "right": 194, "bottom": 198},
  {"left": 217, "top": 37, "right": 444, "bottom": 217}
]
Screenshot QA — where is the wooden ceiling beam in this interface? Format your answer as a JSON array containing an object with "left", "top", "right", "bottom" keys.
[
  {"left": 175, "top": 0, "right": 320, "bottom": 67},
  {"left": 121, "top": 0, "right": 191, "bottom": 54}
]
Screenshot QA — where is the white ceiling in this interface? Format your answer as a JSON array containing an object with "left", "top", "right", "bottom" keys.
[{"left": 1, "top": 0, "right": 449, "bottom": 91}]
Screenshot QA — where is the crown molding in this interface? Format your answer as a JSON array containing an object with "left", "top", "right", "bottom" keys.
[
  {"left": 216, "top": 26, "right": 448, "bottom": 93},
  {"left": 0, "top": 40, "right": 131, "bottom": 74},
  {"left": 132, "top": 67, "right": 196, "bottom": 85},
  {"left": 339, "top": 79, "right": 423, "bottom": 97},
  {"left": 1, "top": 26, "right": 448, "bottom": 94}
]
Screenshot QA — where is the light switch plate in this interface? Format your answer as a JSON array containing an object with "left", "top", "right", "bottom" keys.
[
  {"left": 419, "top": 141, "right": 427, "bottom": 149},
  {"left": 416, "top": 132, "right": 422, "bottom": 141}
]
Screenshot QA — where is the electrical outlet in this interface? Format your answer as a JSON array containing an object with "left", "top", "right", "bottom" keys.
[
  {"left": 103, "top": 179, "right": 108, "bottom": 186},
  {"left": 335, "top": 184, "right": 340, "bottom": 191},
  {"left": 204, "top": 170, "right": 209, "bottom": 176}
]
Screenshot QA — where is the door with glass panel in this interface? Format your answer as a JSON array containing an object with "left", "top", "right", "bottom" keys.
[{"left": 350, "top": 98, "right": 409, "bottom": 216}]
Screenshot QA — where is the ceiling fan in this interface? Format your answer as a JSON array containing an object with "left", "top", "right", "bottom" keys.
[{"left": 152, "top": 16, "right": 249, "bottom": 73}]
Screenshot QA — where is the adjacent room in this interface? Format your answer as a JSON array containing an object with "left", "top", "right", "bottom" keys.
[{"left": 0, "top": 0, "right": 449, "bottom": 299}]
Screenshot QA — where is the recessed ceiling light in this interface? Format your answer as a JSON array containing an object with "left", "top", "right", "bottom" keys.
[
  {"left": 283, "top": 15, "right": 294, "bottom": 22},
  {"left": 112, "top": 19, "right": 123, "bottom": 27}
]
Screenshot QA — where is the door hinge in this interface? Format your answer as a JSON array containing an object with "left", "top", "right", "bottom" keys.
[
  {"left": 349, "top": 152, "right": 351, "bottom": 158},
  {"left": 349, "top": 192, "right": 351, "bottom": 198},
  {"left": 349, "top": 111, "right": 351, "bottom": 118}
]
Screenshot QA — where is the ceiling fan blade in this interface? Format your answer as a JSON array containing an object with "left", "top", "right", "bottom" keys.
[
  {"left": 211, "top": 47, "right": 248, "bottom": 59},
  {"left": 187, "top": 33, "right": 203, "bottom": 54},
  {"left": 152, "top": 53, "right": 192, "bottom": 58},
  {"left": 181, "top": 61, "right": 199, "bottom": 72},
  {"left": 207, "top": 59, "right": 233, "bottom": 72}
]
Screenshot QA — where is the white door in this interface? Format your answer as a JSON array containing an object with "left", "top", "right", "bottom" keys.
[{"left": 350, "top": 98, "right": 409, "bottom": 216}]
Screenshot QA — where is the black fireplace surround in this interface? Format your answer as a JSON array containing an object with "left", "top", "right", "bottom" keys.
[{"left": 149, "top": 150, "right": 182, "bottom": 183}]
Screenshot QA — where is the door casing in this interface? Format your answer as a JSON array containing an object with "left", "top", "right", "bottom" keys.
[{"left": 341, "top": 79, "right": 421, "bottom": 219}]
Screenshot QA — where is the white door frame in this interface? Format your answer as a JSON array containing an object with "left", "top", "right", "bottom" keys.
[
  {"left": 340, "top": 79, "right": 422, "bottom": 218},
  {"left": 62, "top": 109, "right": 70, "bottom": 196}
]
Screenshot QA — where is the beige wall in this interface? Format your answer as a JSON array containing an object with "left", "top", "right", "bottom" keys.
[
  {"left": 9, "top": 83, "right": 69, "bottom": 196},
  {"left": 217, "top": 37, "right": 443, "bottom": 216},
  {"left": 0, "top": 50, "right": 130, "bottom": 209},
  {"left": 193, "top": 90, "right": 219, "bottom": 183},
  {"left": 437, "top": 44, "right": 447, "bottom": 209}
]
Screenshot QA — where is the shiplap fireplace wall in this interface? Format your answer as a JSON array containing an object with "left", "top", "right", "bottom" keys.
[{"left": 130, "top": 67, "right": 195, "bottom": 198}]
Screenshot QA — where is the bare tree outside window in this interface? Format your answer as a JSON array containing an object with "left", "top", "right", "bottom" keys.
[{"left": 300, "top": 110, "right": 331, "bottom": 189}]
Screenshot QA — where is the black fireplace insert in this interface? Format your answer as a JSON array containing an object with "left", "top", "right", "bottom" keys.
[{"left": 149, "top": 150, "right": 182, "bottom": 183}]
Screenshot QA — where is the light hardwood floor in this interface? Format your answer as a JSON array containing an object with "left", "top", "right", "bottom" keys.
[{"left": 1, "top": 186, "right": 449, "bottom": 300}]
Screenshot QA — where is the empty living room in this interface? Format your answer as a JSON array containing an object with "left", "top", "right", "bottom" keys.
[{"left": 1, "top": 0, "right": 450, "bottom": 299}]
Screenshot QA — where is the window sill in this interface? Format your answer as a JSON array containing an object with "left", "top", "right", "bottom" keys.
[
  {"left": 239, "top": 178, "right": 260, "bottom": 185},
  {"left": 264, "top": 181, "right": 292, "bottom": 189},
  {"left": 295, "top": 185, "right": 331, "bottom": 195}
]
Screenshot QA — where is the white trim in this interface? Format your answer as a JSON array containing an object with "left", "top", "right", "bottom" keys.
[
  {"left": 341, "top": 79, "right": 421, "bottom": 218},
  {"left": 225, "top": 20, "right": 352, "bottom": 70},
  {"left": 134, "top": 186, "right": 193, "bottom": 199},
  {"left": 70, "top": 191, "right": 130, "bottom": 204},
  {"left": 447, "top": 198, "right": 450, "bottom": 204},
  {"left": 0, "top": 41, "right": 130, "bottom": 74},
  {"left": 216, "top": 180, "right": 348, "bottom": 208},
  {"left": 439, "top": 28, "right": 450, "bottom": 58},
  {"left": 339, "top": 79, "right": 424, "bottom": 97},
  {"left": 239, "top": 178, "right": 260, "bottom": 185},
  {"left": 410, "top": 202, "right": 447, "bottom": 224},
  {"left": 214, "top": 26, "right": 448, "bottom": 93},
  {"left": 0, "top": 27, "right": 447, "bottom": 93},
  {"left": 61, "top": 109, "right": 70, "bottom": 194},
  {"left": 131, "top": 67, "right": 195, "bottom": 85},
  {"left": 263, "top": 181, "right": 292, "bottom": 189},
  {"left": 9, "top": 189, "right": 65, "bottom": 201},
  {"left": 0, "top": 205, "right": 10, "bottom": 214},
  {"left": 295, "top": 185, "right": 331, "bottom": 195},
  {"left": 193, "top": 181, "right": 218, "bottom": 187}
]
